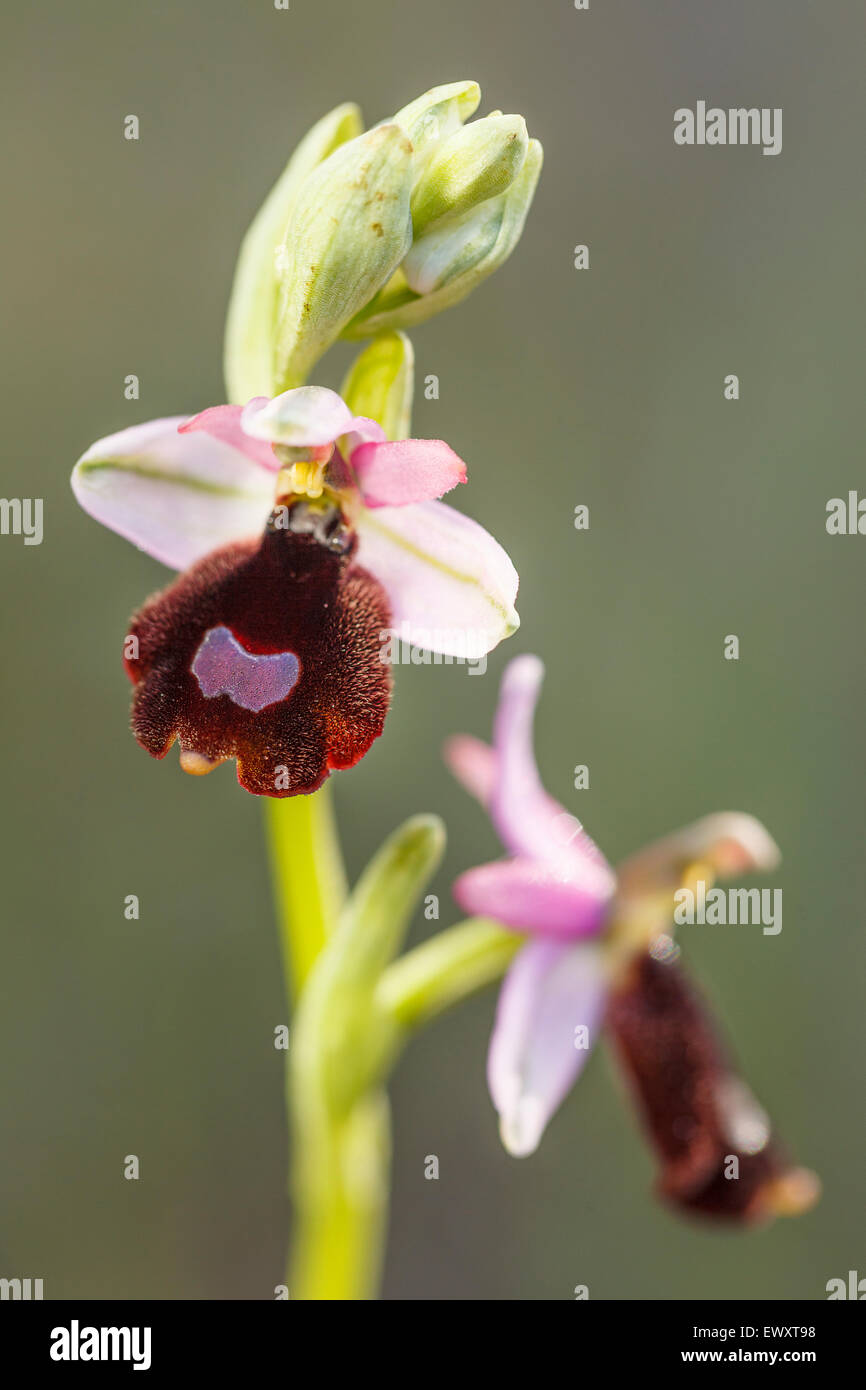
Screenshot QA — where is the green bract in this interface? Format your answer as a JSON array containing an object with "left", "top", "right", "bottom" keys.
[
  {"left": 272, "top": 123, "right": 414, "bottom": 394},
  {"left": 224, "top": 102, "right": 363, "bottom": 404},
  {"left": 340, "top": 332, "right": 414, "bottom": 442}
]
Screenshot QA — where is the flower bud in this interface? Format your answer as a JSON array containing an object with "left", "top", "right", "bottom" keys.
[
  {"left": 391, "top": 80, "right": 481, "bottom": 169},
  {"left": 224, "top": 103, "right": 363, "bottom": 404},
  {"left": 344, "top": 138, "right": 543, "bottom": 337},
  {"left": 225, "top": 82, "right": 540, "bottom": 387},
  {"left": 272, "top": 123, "right": 414, "bottom": 392},
  {"left": 340, "top": 332, "right": 414, "bottom": 441},
  {"left": 410, "top": 114, "right": 528, "bottom": 234}
]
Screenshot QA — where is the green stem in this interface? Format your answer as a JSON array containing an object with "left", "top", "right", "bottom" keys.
[
  {"left": 287, "top": 1085, "right": 391, "bottom": 1301},
  {"left": 266, "top": 785, "right": 346, "bottom": 998},
  {"left": 266, "top": 786, "right": 388, "bottom": 1300}
]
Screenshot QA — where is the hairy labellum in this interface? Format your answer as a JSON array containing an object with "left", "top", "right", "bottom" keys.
[
  {"left": 125, "top": 509, "right": 392, "bottom": 796},
  {"left": 607, "top": 953, "right": 815, "bottom": 1223}
]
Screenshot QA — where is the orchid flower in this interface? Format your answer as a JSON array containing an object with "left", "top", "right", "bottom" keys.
[
  {"left": 71, "top": 385, "right": 519, "bottom": 796},
  {"left": 446, "top": 655, "right": 819, "bottom": 1223}
]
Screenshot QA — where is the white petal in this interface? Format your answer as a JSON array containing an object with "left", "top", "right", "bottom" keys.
[
  {"left": 355, "top": 499, "right": 519, "bottom": 658},
  {"left": 71, "top": 417, "right": 273, "bottom": 569}
]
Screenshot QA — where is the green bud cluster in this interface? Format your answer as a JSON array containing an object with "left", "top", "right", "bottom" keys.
[{"left": 225, "top": 81, "right": 541, "bottom": 403}]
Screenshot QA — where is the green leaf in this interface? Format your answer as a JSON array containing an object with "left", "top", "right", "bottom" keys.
[{"left": 292, "top": 815, "right": 445, "bottom": 1117}]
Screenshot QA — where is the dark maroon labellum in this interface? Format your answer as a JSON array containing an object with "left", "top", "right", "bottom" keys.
[
  {"left": 606, "top": 952, "right": 813, "bottom": 1223},
  {"left": 124, "top": 508, "right": 392, "bottom": 796}
]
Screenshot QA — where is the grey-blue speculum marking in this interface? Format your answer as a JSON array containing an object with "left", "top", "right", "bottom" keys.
[{"left": 192, "top": 625, "right": 301, "bottom": 712}]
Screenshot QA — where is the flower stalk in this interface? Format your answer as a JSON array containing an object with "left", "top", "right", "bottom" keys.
[
  {"left": 377, "top": 917, "right": 521, "bottom": 1030},
  {"left": 270, "top": 802, "right": 522, "bottom": 1298},
  {"left": 266, "top": 787, "right": 346, "bottom": 998}
]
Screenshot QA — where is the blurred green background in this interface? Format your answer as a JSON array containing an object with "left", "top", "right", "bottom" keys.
[{"left": 2, "top": 0, "right": 864, "bottom": 1300}]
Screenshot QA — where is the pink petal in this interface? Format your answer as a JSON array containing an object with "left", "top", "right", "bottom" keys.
[
  {"left": 453, "top": 856, "right": 612, "bottom": 939},
  {"left": 351, "top": 438, "right": 467, "bottom": 508},
  {"left": 488, "top": 940, "right": 608, "bottom": 1156},
  {"left": 324, "top": 425, "right": 384, "bottom": 495},
  {"left": 355, "top": 499, "right": 519, "bottom": 658},
  {"left": 617, "top": 812, "right": 782, "bottom": 899},
  {"left": 179, "top": 400, "right": 278, "bottom": 472},
  {"left": 491, "top": 656, "right": 615, "bottom": 885},
  {"left": 71, "top": 417, "right": 274, "bottom": 570},
  {"left": 442, "top": 734, "right": 496, "bottom": 807},
  {"left": 241, "top": 386, "right": 359, "bottom": 449}
]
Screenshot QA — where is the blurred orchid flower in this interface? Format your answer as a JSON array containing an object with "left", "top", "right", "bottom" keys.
[
  {"left": 72, "top": 385, "right": 519, "bottom": 796},
  {"left": 446, "top": 655, "right": 819, "bottom": 1222}
]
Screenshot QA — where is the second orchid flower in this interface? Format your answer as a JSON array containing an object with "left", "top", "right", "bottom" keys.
[{"left": 446, "top": 656, "right": 819, "bottom": 1224}]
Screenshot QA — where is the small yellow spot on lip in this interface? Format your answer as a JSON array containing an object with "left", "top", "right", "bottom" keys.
[
  {"left": 180, "top": 750, "right": 223, "bottom": 776},
  {"left": 763, "top": 1167, "right": 821, "bottom": 1218}
]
